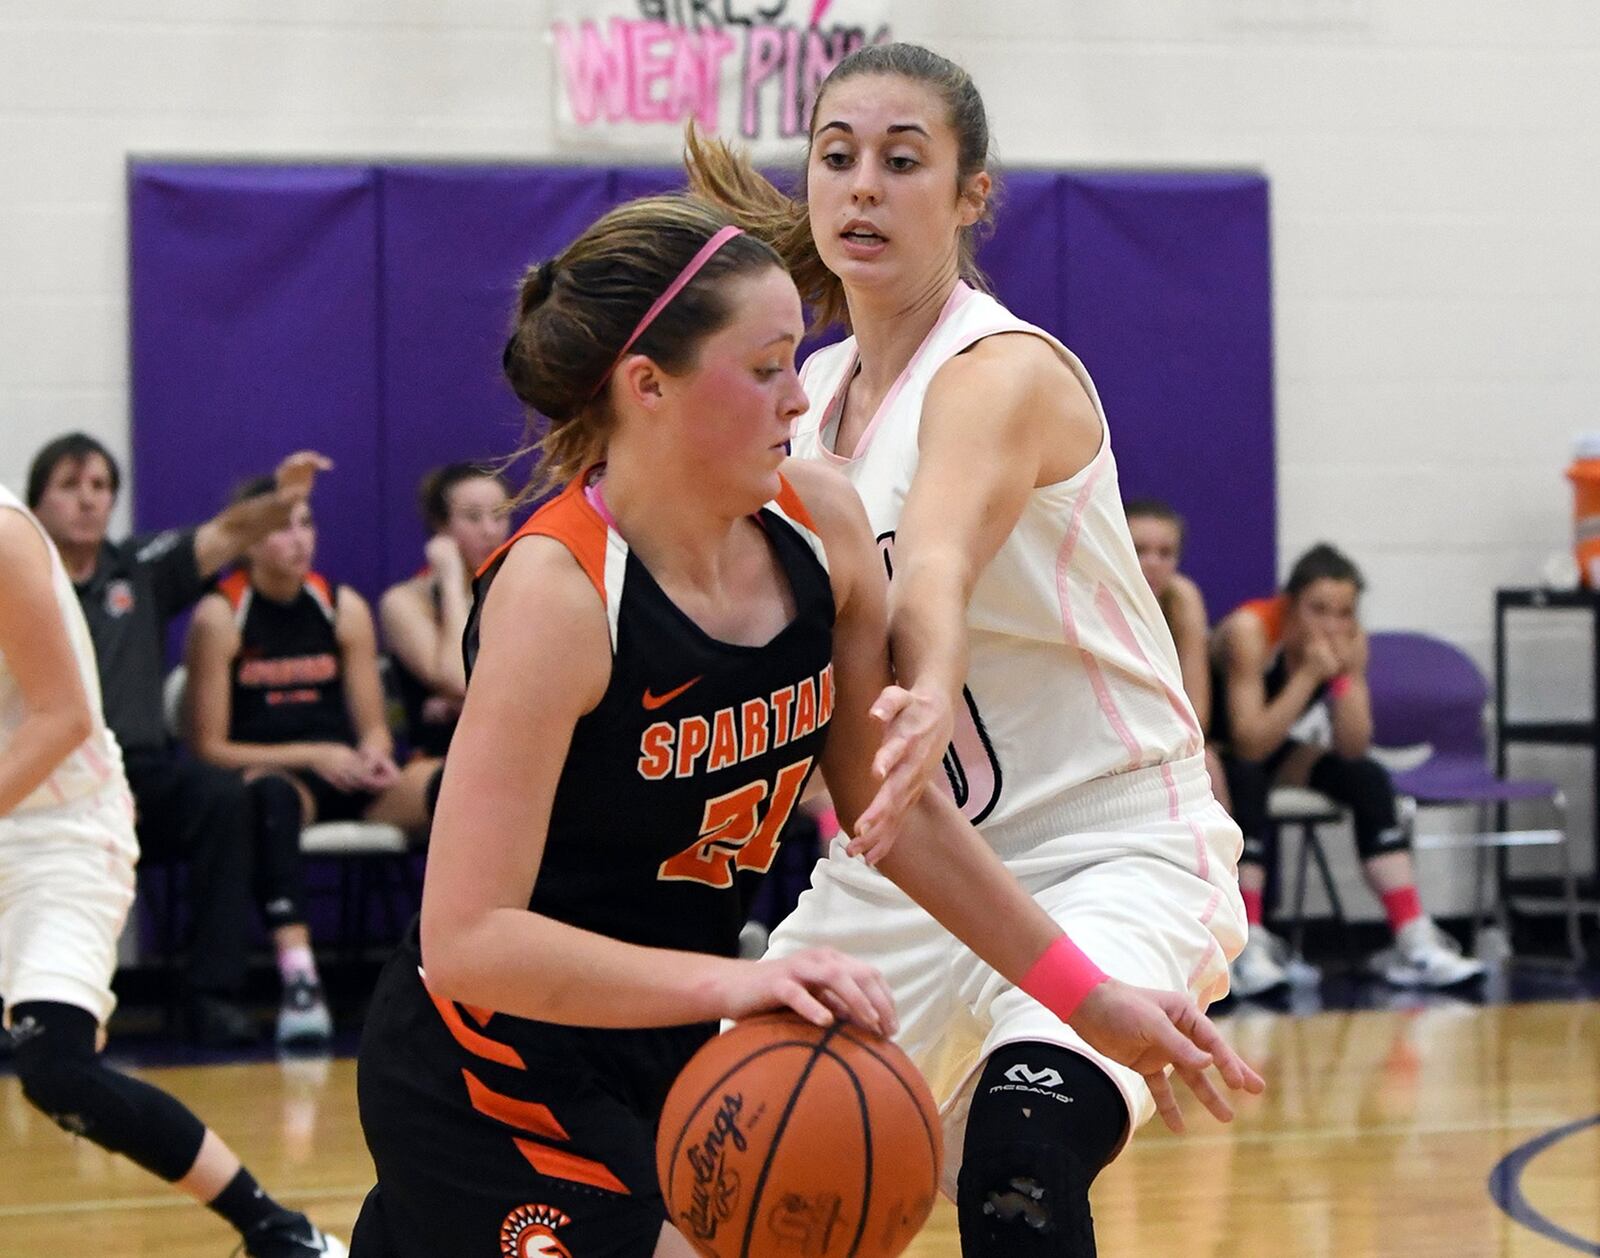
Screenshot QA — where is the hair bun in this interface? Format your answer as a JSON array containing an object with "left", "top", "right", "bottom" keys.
[{"left": 519, "top": 259, "right": 559, "bottom": 316}]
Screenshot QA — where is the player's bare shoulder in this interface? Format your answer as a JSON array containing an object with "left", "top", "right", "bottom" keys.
[
  {"left": 776, "top": 458, "right": 874, "bottom": 598},
  {"left": 777, "top": 458, "right": 871, "bottom": 542},
  {"left": 1168, "top": 572, "right": 1210, "bottom": 625},
  {"left": 1214, "top": 601, "right": 1268, "bottom": 669}
]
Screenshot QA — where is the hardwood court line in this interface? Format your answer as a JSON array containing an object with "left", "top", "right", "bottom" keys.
[
  {"left": 1487, "top": 1113, "right": 1600, "bottom": 1256},
  {"left": 0, "top": 1184, "right": 370, "bottom": 1220},
  {"left": 1127, "top": 1110, "right": 1584, "bottom": 1150}
]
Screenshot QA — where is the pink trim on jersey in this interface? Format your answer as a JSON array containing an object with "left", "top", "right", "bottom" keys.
[
  {"left": 1186, "top": 933, "right": 1224, "bottom": 994},
  {"left": 583, "top": 478, "right": 619, "bottom": 530},
  {"left": 1196, "top": 885, "right": 1222, "bottom": 928},
  {"left": 80, "top": 739, "right": 114, "bottom": 786},
  {"left": 1054, "top": 458, "right": 1144, "bottom": 766},
  {"left": 1188, "top": 816, "right": 1212, "bottom": 883},
  {"left": 814, "top": 281, "right": 976, "bottom": 465},
  {"left": 1092, "top": 582, "right": 1204, "bottom": 747},
  {"left": 1159, "top": 762, "right": 1181, "bottom": 819}
]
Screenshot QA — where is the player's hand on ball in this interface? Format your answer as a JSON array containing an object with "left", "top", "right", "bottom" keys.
[
  {"left": 1069, "top": 978, "right": 1265, "bottom": 1133},
  {"left": 723, "top": 947, "right": 898, "bottom": 1039},
  {"left": 851, "top": 682, "right": 954, "bottom": 859}
]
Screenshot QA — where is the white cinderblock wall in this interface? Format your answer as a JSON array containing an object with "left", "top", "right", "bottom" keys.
[{"left": 4, "top": 1, "right": 1597, "bottom": 906}]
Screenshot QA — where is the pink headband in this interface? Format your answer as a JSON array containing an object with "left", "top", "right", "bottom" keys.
[{"left": 589, "top": 224, "right": 745, "bottom": 401}]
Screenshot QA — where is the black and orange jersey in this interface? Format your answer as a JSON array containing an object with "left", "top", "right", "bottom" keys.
[
  {"left": 1210, "top": 593, "right": 1327, "bottom": 751},
  {"left": 221, "top": 569, "right": 354, "bottom": 748},
  {"left": 464, "top": 471, "right": 836, "bottom": 959}
]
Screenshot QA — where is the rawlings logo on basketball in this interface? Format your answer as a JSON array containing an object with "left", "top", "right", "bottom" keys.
[
  {"left": 500, "top": 1203, "right": 573, "bottom": 1258},
  {"left": 767, "top": 1191, "right": 841, "bottom": 1255},
  {"left": 685, "top": 1093, "right": 749, "bottom": 1240}
]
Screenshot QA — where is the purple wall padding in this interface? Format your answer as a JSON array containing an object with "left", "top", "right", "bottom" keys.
[
  {"left": 1055, "top": 172, "right": 1276, "bottom": 617},
  {"left": 376, "top": 167, "right": 616, "bottom": 587},
  {"left": 977, "top": 171, "right": 1063, "bottom": 335},
  {"left": 129, "top": 165, "right": 386, "bottom": 596},
  {"left": 129, "top": 163, "right": 1275, "bottom": 616}
]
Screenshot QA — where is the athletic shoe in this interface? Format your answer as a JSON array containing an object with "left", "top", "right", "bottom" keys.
[
  {"left": 1378, "top": 918, "right": 1487, "bottom": 989},
  {"left": 1229, "top": 927, "right": 1289, "bottom": 999},
  {"left": 240, "top": 1210, "right": 348, "bottom": 1257},
  {"left": 275, "top": 977, "right": 333, "bottom": 1048}
]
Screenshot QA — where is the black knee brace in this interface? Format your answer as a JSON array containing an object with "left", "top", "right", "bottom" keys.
[
  {"left": 10, "top": 1001, "right": 207, "bottom": 1182},
  {"left": 248, "top": 773, "right": 308, "bottom": 929},
  {"left": 1308, "top": 754, "right": 1409, "bottom": 861},
  {"left": 957, "top": 1042, "right": 1130, "bottom": 1257}
]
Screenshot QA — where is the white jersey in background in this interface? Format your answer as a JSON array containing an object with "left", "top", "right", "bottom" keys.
[
  {"left": 0, "top": 483, "right": 125, "bottom": 814},
  {"left": 792, "top": 281, "right": 1203, "bottom": 847}
]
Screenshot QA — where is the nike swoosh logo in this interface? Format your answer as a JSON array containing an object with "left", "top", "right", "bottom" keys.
[{"left": 642, "top": 676, "right": 703, "bottom": 710}]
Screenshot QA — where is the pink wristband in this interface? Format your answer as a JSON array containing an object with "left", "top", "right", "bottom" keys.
[
  {"left": 1018, "top": 935, "right": 1108, "bottom": 1022},
  {"left": 1328, "top": 673, "right": 1353, "bottom": 700}
]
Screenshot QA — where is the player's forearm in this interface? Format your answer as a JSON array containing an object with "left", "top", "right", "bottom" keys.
[
  {"left": 0, "top": 709, "right": 94, "bottom": 817},
  {"left": 875, "top": 791, "right": 1063, "bottom": 987},
  {"left": 1331, "top": 680, "right": 1373, "bottom": 758},
  {"left": 194, "top": 496, "right": 291, "bottom": 577},
  {"left": 434, "top": 590, "right": 471, "bottom": 699},
  {"left": 420, "top": 906, "right": 737, "bottom": 1028},
  {"left": 1233, "top": 672, "right": 1322, "bottom": 761},
  {"left": 193, "top": 736, "right": 334, "bottom": 774},
  {"left": 887, "top": 559, "right": 970, "bottom": 704}
]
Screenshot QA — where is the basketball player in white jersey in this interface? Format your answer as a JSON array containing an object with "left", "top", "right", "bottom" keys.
[
  {"left": 0, "top": 484, "right": 346, "bottom": 1258},
  {"left": 689, "top": 43, "right": 1250, "bottom": 1255}
]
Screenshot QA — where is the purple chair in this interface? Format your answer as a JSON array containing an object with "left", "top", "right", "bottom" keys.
[{"left": 1367, "top": 631, "right": 1584, "bottom": 963}]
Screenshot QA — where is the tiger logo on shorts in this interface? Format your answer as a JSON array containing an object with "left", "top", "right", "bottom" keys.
[{"left": 500, "top": 1203, "right": 573, "bottom": 1257}]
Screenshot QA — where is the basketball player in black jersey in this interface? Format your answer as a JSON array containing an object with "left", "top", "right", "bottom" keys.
[
  {"left": 185, "top": 484, "right": 441, "bottom": 1044},
  {"left": 351, "top": 196, "right": 1262, "bottom": 1258}
]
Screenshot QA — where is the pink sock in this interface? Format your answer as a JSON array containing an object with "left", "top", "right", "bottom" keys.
[
  {"left": 1241, "top": 888, "right": 1264, "bottom": 926},
  {"left": 1381, "top": 886, "right": 1424, "bottom": 933},
  {"left": 278, "top": 945, "right": 318, "bottom": 985}
]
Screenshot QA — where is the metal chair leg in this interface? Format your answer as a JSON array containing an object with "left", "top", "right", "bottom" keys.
[
  {"left": 1290, "top": 823, "right": 1311, "bottom": 961},
  {"left": 1555, "top": 796, "right": 1584, "bottom": 965},
  {"left": 1471, "top": 805, "right": 1489, "bottom": 956},
  {"left": 1305, "top": 830, "right": 1351, "bottom": 956}
]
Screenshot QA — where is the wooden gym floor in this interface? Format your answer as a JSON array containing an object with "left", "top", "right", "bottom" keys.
[{"left": 2, "top": 996, "right": 1597, "bottom": 1256}]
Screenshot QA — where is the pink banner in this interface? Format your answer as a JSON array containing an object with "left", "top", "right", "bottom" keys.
[{"left": 550, "top": 0, "right": 890, "bottom": 154}]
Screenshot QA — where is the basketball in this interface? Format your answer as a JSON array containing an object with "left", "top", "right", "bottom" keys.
[{"left": 656, "top": 1012, "right": 943, "bottom": 1258}]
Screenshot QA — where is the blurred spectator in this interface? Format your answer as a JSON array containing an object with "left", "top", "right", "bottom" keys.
[
  {"left": 26, "top": 432, "right": 330, "bottom": 1046},
  {"left": 184, "top": 480, "right": 438, "bottom": 866},
  {"left": 1125, "top": 498, "right": 1231, "bottom": 810},
  {"left": 1211, "top": 543, "right": 1485, "bottom": 997},
  {"left": 378, "top": 464, "right": 509, "bottom": 760}
]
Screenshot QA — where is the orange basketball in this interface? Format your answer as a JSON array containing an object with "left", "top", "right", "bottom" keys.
[{"left": 657, "top": 1012, "right": 942, "bottom": 1258}]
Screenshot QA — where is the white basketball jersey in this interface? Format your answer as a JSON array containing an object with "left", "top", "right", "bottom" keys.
[
  {"left": 0, "top": 484, "right": 125, "bottom": 813},
  {"left": 791, "top": 282, "right": 1203, "bottom": 834}
]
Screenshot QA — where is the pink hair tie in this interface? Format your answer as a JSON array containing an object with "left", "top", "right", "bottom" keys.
[
  {"left": 1018, "top": 934, "right": 1109, "bottom": 1023},
  {"left": 588, "top": 224, "right": 745, "bottom": 401},
  {"left": 1327, "top": 673, "right": 1353, "bottom": 700}
]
